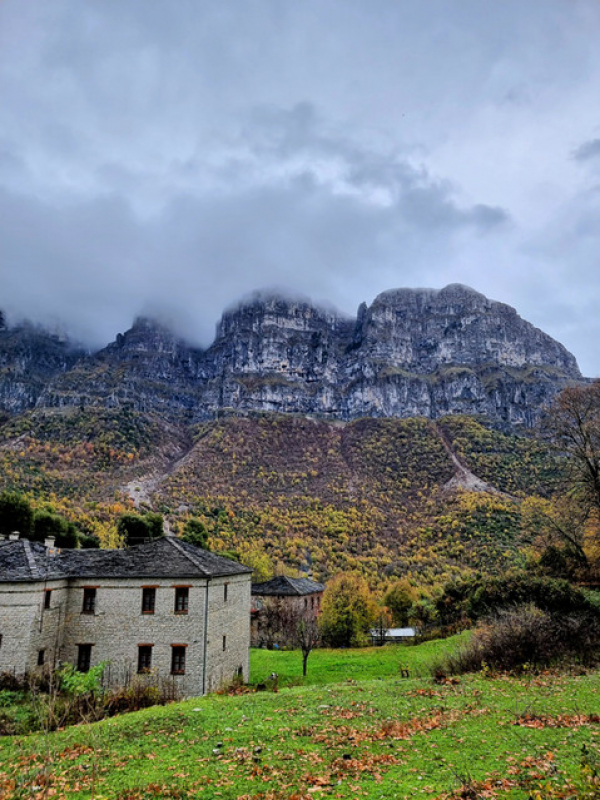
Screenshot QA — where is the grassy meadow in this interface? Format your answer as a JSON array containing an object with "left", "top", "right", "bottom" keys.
[{"left": 2, "top": 639, "right": 600, "bottom": 799}]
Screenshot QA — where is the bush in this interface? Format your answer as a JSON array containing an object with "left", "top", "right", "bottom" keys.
[
  {"left": 0, "top": 671, "right": 28, "bottom": 691},
  {"left": 438, "top": 604, "right": 600, "bottom": 675},
  {"left": 103, "top": 673, "right": 179, "bottom": 715},
  {"left": 435, "top": 573, "right": 593, "bottom": 628}
]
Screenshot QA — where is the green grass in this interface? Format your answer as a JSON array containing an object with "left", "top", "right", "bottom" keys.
[
  {"left": 2, "top": 641, "right": 600, "bottom": 799},
  {"left": 250, "top": 637, "right": 462, "bottom": 687}
]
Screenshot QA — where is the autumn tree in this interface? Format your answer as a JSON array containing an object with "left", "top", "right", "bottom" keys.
[
  {"left": 319, "top": 573, "right": 378, "bottom": 648},
  {"left": 545, "top": 381, "right": 600, "bottom": 511},
  {"left": 383, "top": 579, "right": 417, "bottom": 626},
  {"left": 540, "top": 380, "right": 600, "bottom": 571},
  {"left": 293, "top": 611, "right": 321, "bottom": 676}
]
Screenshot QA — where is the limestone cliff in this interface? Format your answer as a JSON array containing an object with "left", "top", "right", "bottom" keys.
[
  {"left": 0, "top": 284, "right": 583, "bottom": 427},
  {"left": 0, "top": 321, "right": 84, "bottom": 415}
]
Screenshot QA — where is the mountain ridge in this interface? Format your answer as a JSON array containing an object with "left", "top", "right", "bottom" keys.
[{"left": 0, "top": 284, "right": 582, "bottom": 428}]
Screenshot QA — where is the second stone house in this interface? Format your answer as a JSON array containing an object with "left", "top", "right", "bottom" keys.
[
  {"left": 250, "top": 575, "right": 325, "bottom": 648},
  {"left": 0, "top": 536, "right": 252, "bottom": 697}
]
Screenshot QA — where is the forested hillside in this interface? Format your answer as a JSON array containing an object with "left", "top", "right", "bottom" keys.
[{"left": 0, "top": 408, "right": 562, "bottom": 586}]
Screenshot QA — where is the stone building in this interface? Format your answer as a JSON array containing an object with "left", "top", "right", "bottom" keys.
[
  {"left": 251, "top": 576, "right": 325, "bottom": 647},
  {"left": 0, "top": 536, "right": 252, "bottom": 697}
]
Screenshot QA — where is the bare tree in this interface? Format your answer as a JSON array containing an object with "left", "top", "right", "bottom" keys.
[
  {"left": 537, "top": 381, "right": 600, "bottom": 574},
  {"left": 289, "top": 611, "right": 321, "bottom": 677},
  {"left": 544, "top": 381, "right": 600, "bottom": 518},
  {"left": 257, "top": 598, "right": 321, "bottom": 676}
]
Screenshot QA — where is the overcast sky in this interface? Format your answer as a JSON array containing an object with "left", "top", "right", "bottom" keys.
[{"left": 1, "top": 1, "right": 600, "bottom": 376}]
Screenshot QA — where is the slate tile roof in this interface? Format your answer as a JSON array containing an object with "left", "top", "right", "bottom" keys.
[
  {"left": 251, "top": 575, "right": 325, "bottom": 596},
  {"left": 0, "top": 537, "right": 251, "bottom": 583},
  {"left": 0, "top": 539, "right": 65, "bottom": 581}
]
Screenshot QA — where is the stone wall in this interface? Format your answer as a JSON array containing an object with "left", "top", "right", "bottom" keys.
[
  {"left": 0, "top": 573, "right": 251, "bottom": 697},
  {"left": 0, "top": 578, "right": 69, "bottom": 675},
  {"left": 204, "top": 575, "right": 251, "bottom": 693}
]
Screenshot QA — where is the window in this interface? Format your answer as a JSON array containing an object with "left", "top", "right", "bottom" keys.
[
  {"left": 82, "top": 588, "right": 96, "bottom": 614},
  {"left": 37, "top": 649, "right": 45, "bottom": 666},
  {"left": 77, "top": 644, "right": 92, "bottom": 673},
  {"left": 174, "top": 587, "right": 189, "bottom": 614},
  {"left": 311, "top": 597, "right": 314, "bottom": 609},
  {"left": 142, "top": 588, "right": 156, "bottom": 614},
  {"left": 138, "top": 645, "right": 153, "bottom": 673},
  {"left": 44, "top": 590, "right": 51, "bottom": 610},
  {"left": 304, "top": 598, "right": 308, "bottom": 609},
  {"left": 222, "top": 635, "right": 227, "bottom": 652},
  {"left": 224, "top": 583, "right": 228, "bottom": 602},
  {"left": 171, "top": 645, "right": 186, "bottom": 674}
]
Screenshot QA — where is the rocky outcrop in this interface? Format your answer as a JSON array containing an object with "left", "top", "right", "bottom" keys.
[
  {"left": 0, "top": 284, "right": 583, "bottom": 427},
  {"left": 0, "top": 322, "right": 84, "bottom": 414}
]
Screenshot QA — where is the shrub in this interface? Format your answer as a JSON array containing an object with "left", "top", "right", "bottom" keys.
[
  {"left": 435, "top": 573, "right": 594, "bottom": 628},
  {"left": 438, "top": 604, "right": 600, "bottom": 675},
  {"left": 0, "top": 671, "right": 28, "bottom": 691}
]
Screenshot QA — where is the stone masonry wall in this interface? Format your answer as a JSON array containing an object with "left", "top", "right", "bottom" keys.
[
  {"left": 204, "top": 575, "right": 250, "bottom": 693},
  {"left": 0, "top": 572, "right": 251, "bottom": 698},
  {"left": 60, "top": 574, "right": 250, "bottom": 697},
  {"left": 0, "top": 579, "right": 69, "bottom": 675}
]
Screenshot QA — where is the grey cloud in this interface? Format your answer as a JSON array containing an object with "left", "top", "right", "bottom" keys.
[
  {"left": 573, "top": 139, "right": 600, "bottom": 162},
  {"left": 1, "top": 0, "right": 600, "bottom": 376}
]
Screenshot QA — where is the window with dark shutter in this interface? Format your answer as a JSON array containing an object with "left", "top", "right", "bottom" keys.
[
  {"left": 142, "top": 587, "right": 156, "bottom": 614},
  {"left": 82, "top": 588, "right": 96, "bottom": 614},
  {"left": 174, "top": 587, "right": 189, "bottom": 614},
  {"left": 77, "top": 644, "right": 92, "bottom": 672},
  {"left": 138, "top": 645, "right": 153, "bottom": 673},
  {"left": 44, "top": 590, "right": 51, "bottom": 610},
  {"left": 171, "top": 645, "right": 186, "bottom": 674}
]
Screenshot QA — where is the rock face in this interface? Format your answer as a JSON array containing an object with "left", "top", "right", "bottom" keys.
[
  {"left": 0, "top": 321, "right": 84, "bottom": 415},
  {"left": 0, "top": 285, "right": 583, "bottom": 427}
]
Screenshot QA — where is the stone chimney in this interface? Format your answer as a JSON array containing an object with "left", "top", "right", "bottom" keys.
[
  {"left": 9, "top": 531, "right": 20, "bottom": 541},
  {"left": 45, "top": 536, "right": 57, "bottom": 556}
]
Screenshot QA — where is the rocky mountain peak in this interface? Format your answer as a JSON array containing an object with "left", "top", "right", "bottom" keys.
[
  {"left": 0, "top": 285, "right": 584, "bottom": 427},
  {"left": 105, "top": 316, "right": 188, "bottom": 358}
]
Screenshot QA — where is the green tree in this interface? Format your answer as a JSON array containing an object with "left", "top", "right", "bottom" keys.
[
  {"left": 117, "top": 513, "right": 152, "bottom": 546},
  {"left": 32, "top": 511, "right": 79, "bottom": 548},
  {"left": 0, "top": 491, "right": 33, "bottom": 537},
  {"left": 319, "top": 573, "right": 378, "bottom": 648},
  {"left": 383, "top": 579, "right": 418, "bottom": 626},
  {"left": 181, "top": 519, "right": 209, "bottom": 549},
  {"left": 145, "top": 512, "right": 164, "bottom": 540}
]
